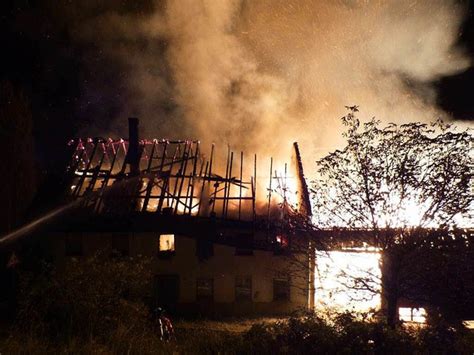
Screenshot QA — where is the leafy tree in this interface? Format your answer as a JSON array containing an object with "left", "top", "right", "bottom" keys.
[{"left": 312, "top": 106, "right": 473, "bottom": 326}]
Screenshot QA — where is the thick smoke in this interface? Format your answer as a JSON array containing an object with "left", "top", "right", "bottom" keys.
[{"left": 70, "top": 0, "right": 470, "bottom": 169}]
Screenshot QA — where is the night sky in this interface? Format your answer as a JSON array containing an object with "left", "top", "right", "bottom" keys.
[
  {"left": 1, "top": 0, "right": 474, "bottom": 173},
  {"left": 438, "top": 0, "right": 474, "bottom": 120}
]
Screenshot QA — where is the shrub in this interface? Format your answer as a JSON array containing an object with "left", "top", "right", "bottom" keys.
[{"left": 14, "top": 250, "right": 153, "bottom": 340}]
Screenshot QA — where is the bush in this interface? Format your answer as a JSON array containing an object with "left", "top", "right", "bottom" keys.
[
  {"left": 4, "top": 255, "right": 474, "bottom": 353},
  {"left": 243, "top": 312, "right": 474, "bottom": 354},
  {"left": 14, "top": 251, "right": 153, "bottom": 340}
]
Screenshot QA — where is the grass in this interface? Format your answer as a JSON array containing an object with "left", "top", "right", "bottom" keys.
[
  {"left": 2, "top": 315, "right": 474, "bottom": 354},
  {"left": 0, "top": 317, "right": 276, "bottom": 354}
]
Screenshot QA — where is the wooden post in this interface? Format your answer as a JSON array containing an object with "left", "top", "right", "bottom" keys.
[
  {"left": 238, "top": 151, "right": 243, "bottom": 220},
  {"left": 225, "top": 151, "right": 234, "bottom": 218},
  {"left": 141, "top": 140, "right": 157, "bottom": 212},
  {"left": 267, "top": 157, "right": 273, "bottom": 221},
  {"left": 187, "top": 142, "right": 200, "bottom": 215},
  {"left": 94, "top": 139, "right": 119, "bottom": 212},
  {"left": 221, "top": 146, "right": 231, "bottom": 218},
  {"left": 174, "top": 142, "right": 191, "bottom": 215}
]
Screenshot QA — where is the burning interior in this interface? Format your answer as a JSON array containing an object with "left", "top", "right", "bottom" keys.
[{"left": 66, "top": 118, "right": 311, "bottom": 224}]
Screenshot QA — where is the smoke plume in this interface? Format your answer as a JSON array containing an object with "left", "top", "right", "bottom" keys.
[{"left": 68, "top": 0, "right": 470, "bottom": 169}]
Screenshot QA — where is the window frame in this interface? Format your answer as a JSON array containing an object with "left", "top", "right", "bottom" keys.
[
  {"left": 196, "top": 277, "right": 214, "bottom": 301},
  {"left": 157, "top": 234, "right": 176, "bottom": 258},
  {"left": 273, "top": 276, "right": 290, "bottom": 301},
  {"left": 235, "top": 275, "right": 252, "bottom": 302}
]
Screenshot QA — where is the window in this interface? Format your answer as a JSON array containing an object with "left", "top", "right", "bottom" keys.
[
  {"left": 196, "top": 278, "right": 213, "bottom": 301},
  {"left": 462, "top": 320, "right": 474, "bottom": 329},
  {"left": 399, "top": 307, "right": 426, "bottom": 323},
  {"left": 235, "top": 233, "right": 254, "bottom": 255},
  {"left": 235, "top": 276, "right": 252, "bottom": 302},
  {"left": 273, "top": 276, "right": 290, "bottom": 301},
  {"left": 159, "top": 234, "right": 175, "bottom": 252},
  {"left": 276, "top": 234, "right": 289, "bottom": 248},
  {"left": 65, "top": 234, "right": 83, "bottom": 256},
  {"left": 111, "top": 233, "right": 129, "bottom": 256},
  {"left": 196, "top": 239, "right": 214, "bottom": 260},
  {"left": 274, "top": 234, "right": 289, "bottom": 255},
  {"left": 235, "top": 247, "right": 254, "bottom": 255},
  {"left": 153, "top": 274, "right": 179, "bottom": 311}
]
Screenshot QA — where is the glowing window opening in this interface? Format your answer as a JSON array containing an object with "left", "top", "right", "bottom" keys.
[
  {"left": 463, "top": 320, "right": 474, "bottom": 329},
  {"left": 315, "top": 250, "right": 381, "bottom": 312},
  {"left": 399, "top": 307, "right": 427, "bottom": 323},
  {"left": 159, "top": 234, "right": 175, "bottom": 252},
  {"left": 276, "top": 234, "right": 289, "bottom": 248}
]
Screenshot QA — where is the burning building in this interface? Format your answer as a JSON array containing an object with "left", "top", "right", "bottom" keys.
[
  {"left": 43, "top": 117, "right": 315, "bottom": 316},
  {"left": 2, "top": 118, "right": 471, "bottom": 324}
]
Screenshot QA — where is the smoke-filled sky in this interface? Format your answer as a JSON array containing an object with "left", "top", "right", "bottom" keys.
[{"left": 1, "top": 0, "right": 474, "bottom": 169}]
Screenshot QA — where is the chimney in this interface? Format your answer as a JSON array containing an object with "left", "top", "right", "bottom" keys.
[{"left": 127, "top": 117, "right": 140, "bottom": 175}]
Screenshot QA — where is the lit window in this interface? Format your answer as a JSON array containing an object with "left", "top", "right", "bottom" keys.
[
  {"left": 315, "top": 250, "right": 381, "bottom": 312},
  {"left": 159, "top": 234, "right": 175, "bottom": 252},
  {"left": 399, "top": 307, "right": 426, "bottom": 323},
  {"left": 235, "top": 276, "right": 252, "bottom": 302},
  {"left": 462, "top": 320, "right": 474, "bottom": 329},
  {"left": 276, "top": 235, "right": 289, "bottom": 248}
]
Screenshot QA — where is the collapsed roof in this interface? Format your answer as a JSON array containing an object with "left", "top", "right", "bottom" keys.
[{"left": 66, "top": 118, "right": 312, "bottom": 224}]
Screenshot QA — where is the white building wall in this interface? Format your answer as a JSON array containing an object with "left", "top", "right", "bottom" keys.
[
  {"left": 131, "top": 233, "right": 309, "bottom": 309},
  {"left": 56, "top": 231, "right": 310, "bottom": 315}
]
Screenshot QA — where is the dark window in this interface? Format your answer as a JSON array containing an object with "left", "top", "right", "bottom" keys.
[
  {"left": 235, "top": 233, "right": 254, "bottom": 255},
  {"left": 235, "top": 276, "right": 252, "bottom": 302},
  {"left": 196, "top": 239, "right": 214, "bottom": 260},
  {"left": 111, "top": 233, "right": 129, "bottom": 256},
  {"left": 65, "top": 234, "right": 83, "bottom": 256},
  {"left": 273, "top": 277, "right": 290, "bottom": 301},
  {"left": 196, "top": 278, "right": 213, "bottom": 301},
  {"left": 235, "top": 247, "right": 254, "bottom": 256},
  {"left": 153, "top": 274, "right": 179, "bottom": 312}
]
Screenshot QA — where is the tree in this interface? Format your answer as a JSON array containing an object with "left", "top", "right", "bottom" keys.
[
  {"left": 311, "top": 106, "right": 473, "bottom": 326},
  {"left": 0, "top": 81, "right": 36, "bottom": 233}
]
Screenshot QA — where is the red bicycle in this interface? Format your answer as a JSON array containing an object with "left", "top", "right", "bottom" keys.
[{"left": 151, "top": 307, "right": 175, "bottom": 341}]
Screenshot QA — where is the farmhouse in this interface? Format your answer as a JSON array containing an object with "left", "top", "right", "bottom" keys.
[{"left": 40, "top": 118, "right": 316, "bottom": 316}]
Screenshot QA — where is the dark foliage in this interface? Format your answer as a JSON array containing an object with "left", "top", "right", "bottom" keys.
[{"left": 243, "top": 313, "right": 474, "bottom": 354}]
